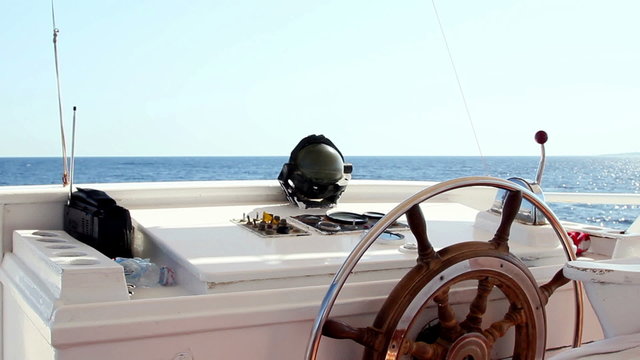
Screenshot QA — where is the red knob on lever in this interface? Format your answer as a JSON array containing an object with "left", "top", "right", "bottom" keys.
[{"left": 535, "top": 130, "right": 548, "bottom": 145}]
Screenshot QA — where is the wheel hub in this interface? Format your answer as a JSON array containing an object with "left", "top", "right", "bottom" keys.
[{"left": 446, "top": 333, "right": 490, "bottom": 360}]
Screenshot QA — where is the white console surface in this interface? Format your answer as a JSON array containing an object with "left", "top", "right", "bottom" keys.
[{"left": 130, "top": 201, "right": 490, "bottom": 287}]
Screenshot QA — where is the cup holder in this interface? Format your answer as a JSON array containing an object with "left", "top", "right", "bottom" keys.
[
  {"left": 54, "top": 257, "right": 101, "bottom": 266},
  {"left": 36, "top": 238, "right": 67, "bottom": 243},
  {"left": 32, "top": 231, "right": 59, "bottom": 237},
  {"left": 69, "top": 258, "right": 100, "bottom": 266},
  {"left": 54, "top": 251, "right": 88, "bottom": 257},
  {"left": 46, "top": 244, "right": 77, "bottom": 249}
]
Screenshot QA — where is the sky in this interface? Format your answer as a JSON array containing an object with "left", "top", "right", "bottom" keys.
[{"left": 1, "top": 1, "right": 639, "bottom": 157}]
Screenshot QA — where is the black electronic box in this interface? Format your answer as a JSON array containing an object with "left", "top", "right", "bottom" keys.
[{"left": 63, "top": 188, "right": 133, "bottom": 258}]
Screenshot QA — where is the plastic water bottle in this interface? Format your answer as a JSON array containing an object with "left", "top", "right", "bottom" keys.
[{"left": 116, "top": 257, "right": 161, "bottom": 287}]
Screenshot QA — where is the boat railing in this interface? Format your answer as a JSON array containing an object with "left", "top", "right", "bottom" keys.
[{"left": 545, "top": 192, "right": 640, "bottom": 206}]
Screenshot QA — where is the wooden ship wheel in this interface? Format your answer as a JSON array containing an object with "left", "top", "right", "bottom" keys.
[{"left": 305, "top": 177, "right": 583, "bottom": 360}]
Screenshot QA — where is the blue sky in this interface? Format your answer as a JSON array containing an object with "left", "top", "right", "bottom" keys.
[{"left": 1, "top": 1, "right": 639, "bottom": 157}]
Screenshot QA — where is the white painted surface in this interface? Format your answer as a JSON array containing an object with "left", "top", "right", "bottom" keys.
[
  {"left": 565, "top": 257, "right": 640, "bottom": 338},
  {"left": 550, "top": 333, "right": 640, "bottom": 360}
]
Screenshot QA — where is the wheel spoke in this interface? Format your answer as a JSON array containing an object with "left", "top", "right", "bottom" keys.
[
  {"left": 482, "top": 305, "right": 525, "bottom": 346},
  {"left": 539, "top": 268, "right": 570, "bottom": 306},
  {"left": 400, "top": 339, "right": 447, "bottom": 360},
  {"left": 322, "top": 319, "right": 384, "bottom": 352},
  {"left": 460, "top": 277, "right": 496, "bottom": 333},
  {"left": 489, "top": 190, "right": 522, "bottom": 250},
  {"left": 406, "top": 204, "right": 438, "bottom": 263},
  {"left": 434, "top": 287, "right": 464, "bottom": 342}
]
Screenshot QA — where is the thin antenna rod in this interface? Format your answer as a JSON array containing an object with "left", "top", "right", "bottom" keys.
[
  {"left": 51, "top": 0, "right": 69, "bottom": 186},
  {"left": 431, "top": 0, "right": 489, "bottom": 174},
  {"left": 69, "top": 106, "right": 77, "bottom": 201}
]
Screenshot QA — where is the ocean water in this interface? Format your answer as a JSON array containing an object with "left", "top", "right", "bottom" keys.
[{"left": 1, "top": 156, "right": 639, "bottom": 229}]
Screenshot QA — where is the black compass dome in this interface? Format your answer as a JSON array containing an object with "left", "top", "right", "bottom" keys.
[
  {"left": 278, "top": 134, "right": 352, "bottom": 208},
  {"left": 294, "top": 143, "right": 344, "bottom": 185}
]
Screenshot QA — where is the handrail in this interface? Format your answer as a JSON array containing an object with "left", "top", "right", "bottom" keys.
[{"left": 545, "top": 192, "right": 640, "bottom": 205}]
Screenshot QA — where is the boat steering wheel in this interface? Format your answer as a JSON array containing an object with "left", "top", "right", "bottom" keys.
[{"left": 305, "top": 177, "right": 583, "bottom": 360}]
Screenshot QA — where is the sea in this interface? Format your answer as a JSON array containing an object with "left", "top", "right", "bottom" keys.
[{"left": 1, "top": 156, "right": 639, "bottom": 230}]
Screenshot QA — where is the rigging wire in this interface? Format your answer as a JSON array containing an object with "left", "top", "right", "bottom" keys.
[
  {"left": 51, "top": 0, "right": 69, "bottom": 186},
  {"left": 431, "top": 0, "right": 490, "bottom": 175}
]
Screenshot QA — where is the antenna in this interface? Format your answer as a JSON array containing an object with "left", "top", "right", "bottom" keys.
[
  {"left": 51, "top": 0, "right": 69, "bottom": 186},
  {"left": 69, "top": 106, "right": 78, "bottom": 202}
]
